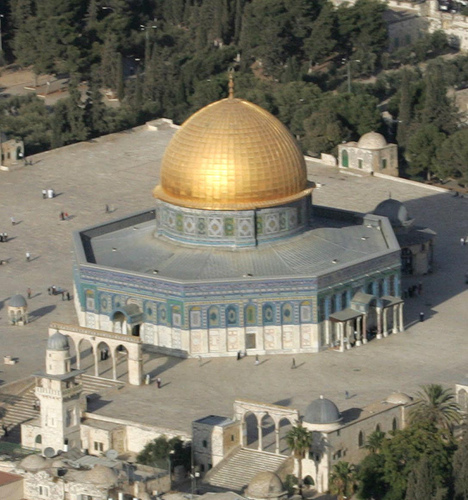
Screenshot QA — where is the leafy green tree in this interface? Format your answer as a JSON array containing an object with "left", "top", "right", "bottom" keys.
[
  {"left": 396, "top": 70, "right": 413, "bottom": 150},
  {"left": 437, "top": 129, "right": 468, "bottom": 187},
  {"left": 453, "top": 429, "right": 468, "bottom": 500},
  {"left": 405, "top": 455, "right": 438, "bottom": 500},
  {"left": 381, "top": 420, "right": 455, "bottom": 500},
  {"left": 285, "top": 421, "right": 313, "bottom": 495},
  {"left": 357, "top": 452, "right": 387, "bottom": 500},
  {"left": 137, "top": 435, "right": 191, "bottom": 471},
  {"left": 410, "top": 384, "right": 461, "bottom": 432},
  {"left": 304, "top": 3, "right": 336, "bottom": 66},
  {"left": 329, "top": 461, "right": 357, "bottom": 500},
  {"left": 405, "top": 124, "right": 446, "bottom": 181},
  {"left": 421, "top": 63, "right": 458, "bottom": 135}
]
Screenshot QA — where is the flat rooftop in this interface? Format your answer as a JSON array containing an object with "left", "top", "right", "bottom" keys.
[
  {"left": 83, "top": 209, "right": 395, "bottom": 282},
  {"left": 0, "top": 119, "right": 466, "bottom": 436}
]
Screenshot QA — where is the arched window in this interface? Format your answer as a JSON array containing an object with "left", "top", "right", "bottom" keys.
[
  {"left": 342, "top": 150, "right": 349, "bottom": 167},
  {"left": 341, "top": 291, "right": 348, "bottom": 309},
  {"left": 376, "top": 424, "right": 381, "bottom": 433},
  {"left": 159, "top": 304, "right": 168, "bottom": 325},
  {"left": 35, "top": 434, "right": 42, "bottom": 444},
  {"left": 245, "top": 305, "right": 257, "bottom": 326},
  {"left": 282, "top": 303, "right": 293, "bottom": 324},
  {"left": 208, "top": 306, "right": 219, "bottom": 328},
  {"left": 263, "top": 304, "right": 275, "bottom": 325},
  {"left": 358, "top": 431, "right": 364, "bottom": 448},
  {"left": 392, "top": 418, "right": 398, "bottom": 431},
  {"left": 226, "top": 306, "right": 237, "bottom": 326}
]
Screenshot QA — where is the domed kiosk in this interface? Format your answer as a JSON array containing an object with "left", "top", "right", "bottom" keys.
[
  {"left": 73, "top": 82, "right": 403, "bottom": 357},
  {"left": 8, "top": 294, "right": 28, "bottom": 325},
  {"left": 338, "top": 131, "right": 398, "bottom": 176}
]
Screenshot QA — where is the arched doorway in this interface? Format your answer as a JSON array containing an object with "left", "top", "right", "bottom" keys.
[
  {"left": 114, "top": 344, "right": 129, "bottom": 382},
  {"left": 401, "top": 248, "right": 413, "bottom": 275},
  {"left": 342, "top": 150, "right": 349, "bottom": 167},
  {"left": 112, "top": 312, "right": 127, "bottom": 334},
  {"left": 78, "top": 338, "right": 94, "bottom": 374},
  {"left": 96, "top": 341, "right": 112, "bottom": 378},
  {"left": 244, "top": 412, "right": 258, "bottom": 449},
  {"left": 261, "top": 414, "right": 276, "bottom": 453},
  {"left": 278, "top": 418, "right": 293, "bottom": 455}
]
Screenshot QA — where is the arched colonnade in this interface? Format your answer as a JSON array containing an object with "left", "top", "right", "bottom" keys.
[
  {"left": 234, "top": 399, "right": 299, "bottom": 456},
  {"left": 49, "top": 322, "right": 143, "bottom": 386}
]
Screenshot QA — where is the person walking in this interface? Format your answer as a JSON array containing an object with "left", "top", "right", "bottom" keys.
[
  {"left": 42, "top": 189, "right": 47, "bottom": 199},
  {"left": 461, "top": 237, "right": 466, "bottom": 246},
  {"left": 60, "top": 212, "right": 64, "bottom": 221},
  {"left": 66, "top": 292, "right": 71, "bottom": 301},
  {"left": 10, "top": 216, "right": 15, "bottom": 226},
  {"left": 237, "top": 350, "right": 241, "bottom": 361},
  {"left": 26, "top": 252, "right": 31, "bottom": 262},
  {"left": 157, "top": 377, "right": 162, "bottom": 388},
  {"left": 345, "top": 390, "right": 349, "bottom": 399},
  {"left": 255, "top": 354, "right": 259, "bottom": 366},
  {"left": 419, "top": 311, "right": 425, "bottom": 322},
  {"left": 27, "top": 288, "right": 31, "bottom": 299},
  {"left": 291, "top": 358, "right": 296, "bottom": 369}
]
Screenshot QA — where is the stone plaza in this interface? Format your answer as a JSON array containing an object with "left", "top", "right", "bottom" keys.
[{"left": 0, "top": 119, "right": 467, "bottom": 438}]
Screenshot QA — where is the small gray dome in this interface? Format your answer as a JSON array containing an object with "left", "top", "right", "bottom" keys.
[
  {"left": 373, "top": 199, "right": 411, "bottom": 227},
  {"left": 47, "top": 331, "right": 69, "bottom": 351},
  {"left": 386, "top": 392, "right": 413, "bottom": 405},
  {"left": 9, "top": 294, "right": 27, "bottom": 307},
  {"left": 303, "top": 396, "right": 341, "bottom": 425},
  {"left": 246, "top": 471, "right": 286, "bottom": 499},
  {"left": 358, "top": 131, "right": 387, "bottom": 149},
  {"left": 82, "top": 465, "right": 118, "bottom": 486}
]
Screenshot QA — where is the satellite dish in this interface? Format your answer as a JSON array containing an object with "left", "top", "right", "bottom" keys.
[
  {"left": 43, "top": 447, "right": 56, "bottom": 458},
  {"left": 106, "top": 449, "right": 118, "bottom": 460}
]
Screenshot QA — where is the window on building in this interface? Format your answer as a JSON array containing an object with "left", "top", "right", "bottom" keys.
[
  {"left": 282, "top": 303, "right": 293, "bottom": 324},
  {"left": 208, "top": 306, "right": 220, "bottom": 328},
  {"left": 376, "top": 424, "right": 381, "bottom": 433},
  {"left": 358, "top": 159, "right": 363, "bottom": 169},
  {"left": 263, "top": 304, "right": 275, "bottom": 325},
  {"left": 382, "top": 158, "right": 387, "bottom": 169},
  {"left": 226, "top": 306, "right": 237, "bottom": 326},
  {"left": 341, "top": 291, "right": 348, "bottom": 309},
  {"left": 392, "top": 418, "right": 398, "bottom": 431},
  {"left": 245, "top": 305, "right": 256, "bottom": 326},
  {"left": 39, "top": 485, "right": 49, "bottom": 497},
  {"left": 300, "top": 302, "right": 312, "bottom": 323},
  {"left": 190, "top": 308, "right": 201, "bottom": 328},
  {"left": 358, "top": 431, "right": 364, "bottom": 448},
  {"left": 203, "top": 440, "right": 208, "bottom": 448},
  {"left": 94, "top": 441, "right": 104, "bottom": 452},
  {"left": 231, "top": 435, "right": 235, "bottom": 441}
]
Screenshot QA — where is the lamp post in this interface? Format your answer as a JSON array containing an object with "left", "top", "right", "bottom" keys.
[
  {"left": 191, "top": 469, "right": 200, "bottom": 497},
  {"left": 167, "top": 449, "right": 175, "bottom": 491},
  {"left": 0, "top": 15, "right": 4, "bottom": 54},
  {"left": 343, "top": 58, "right": 361, "bottom": 93},
  {"left": 140, "top": 23, "right": 157, "bottom": 67}
]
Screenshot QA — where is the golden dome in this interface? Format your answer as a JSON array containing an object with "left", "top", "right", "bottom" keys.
[{"left": 154, "top": 97, "right": 312, "bottom": 210}]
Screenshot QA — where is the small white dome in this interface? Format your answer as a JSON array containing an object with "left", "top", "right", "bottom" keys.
[
  {"left": 20, "top": 454, "right": 48, "bottom": 471},
  {"left": 246, "top": 471, "right": 286, "bottom": 499},
  {"left": 386, "top": 392, "right": 413, "bottom": 405},
  {"left": 358, "top": 132, "right": 387, "bottom": 150}
]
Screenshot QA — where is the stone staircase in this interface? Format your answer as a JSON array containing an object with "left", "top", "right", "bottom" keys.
[
  {"left": 0, "top": 375, "right": 124, "bottom": 443},
  {"left": 204, "top": 448, "right": 287, "bottom": 492}
]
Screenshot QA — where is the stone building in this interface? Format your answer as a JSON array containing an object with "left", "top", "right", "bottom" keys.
[
  {"left": 73, "top": 92, "right": 404, "bottom": 359},
  {"left": 194, "top": 394, "right": 414, "bottom": 494},
  {"left": 0, "top": 132, "right": 24, "bottom": 170},
  {"left": 338, "top": 132, "right": 399, "bottom": 176},
  {"left": 7, "top": 294, "right": 29, "bottom": 326},
  {"left": 373, "top": 199, "right": 435, "bottom": 276}
]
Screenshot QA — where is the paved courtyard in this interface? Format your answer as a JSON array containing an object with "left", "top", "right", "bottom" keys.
[{"left": 0, "top": 122, "right": 467, "bottom": 435}]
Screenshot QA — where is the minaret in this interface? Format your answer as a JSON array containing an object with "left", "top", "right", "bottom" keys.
[{"left": 34, "top": 331, "right": 84, "bottom": 454}]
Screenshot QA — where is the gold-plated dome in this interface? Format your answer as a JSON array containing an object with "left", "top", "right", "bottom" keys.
[{"left": 154, "top": 97, "right": 312, "bottom": 210}]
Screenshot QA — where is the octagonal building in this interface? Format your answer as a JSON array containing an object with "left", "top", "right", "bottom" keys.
[{"left": 73, "top": 93, "right": 404, "bottom": 357}]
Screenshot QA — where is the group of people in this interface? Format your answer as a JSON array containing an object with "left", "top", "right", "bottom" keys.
[
  {"left": 403, "top": 282, "right": 423, "bottom": 298},
  {"left": 42, "top": 188, "right": 55, "bottom": 199},
  {"left": 59, "top": 211, "right": 69, "bottom": 221},
  {"left": 0, "top": 232, "right": 8, "bottom": 242},
  {"left": 47, "top": 286, "right": 71, "bottom": 301}
]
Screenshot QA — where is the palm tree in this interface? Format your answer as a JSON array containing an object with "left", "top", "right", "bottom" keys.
[
  {"left": 365, "top": 430, "right": 386, "bottom": 454},
  {"left": 286, "top": 421, "right": 313, "bottom": 495},
  {"left": 329, "top": 461, "right": 357, "bottom": 500},
  {"left": 409, "top": 384, "right": 461, "bottom": 431}
]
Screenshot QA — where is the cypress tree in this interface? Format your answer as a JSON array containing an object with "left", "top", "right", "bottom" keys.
[
  {"left": 397, "top": 69, "right": 412, "bottom": 149},
  {"left": 453, "top": 431, "right": 468, "bottom": 500},
  {"left": 405, "top": 456, "right": 434, "bottom": 500}
]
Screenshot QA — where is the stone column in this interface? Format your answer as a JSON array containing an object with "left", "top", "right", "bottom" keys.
[
  {"left": 76, "top": 349, "right": 81, "bottom": 370},
  {"left": 93, "top": 348, "right": 99, "bottom": 377},
  {"left": 340, "top": 323, "right": 345, "bottom": 353},
  {"left": 112, "top": 353, "right": 117, "bottom": 381},
  {"left": 128, "top": 345, "right": 143, "bottom": 386},
  {"left": 362, "top": 315, "right": 368, "bottom": 344},
  {"left": 356, "top": 316, "right": 362, "bottom": 346},
  {"left": 392, "top": 306, "right": 398, "bottom": 334},
  {"left": 240, "top": 418, "right": 245, "bottom": 447},
  {"left": 399, "top": 304, "right": 404, "bottom": 332},
  {"left": 257, "top": 420, "right": 263, "bottom": 451},
  {"left": 275, "top": 426, "right": 280, "bottom": 454},
  {"left": 383, "top": 309, "right": 388, "bottom": 337},
  {"left": 376, "top": 308, "right": 382, "bottom": 339},
  {"left": 346, "top": 321, "right": 351, "bottom": 349}
]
